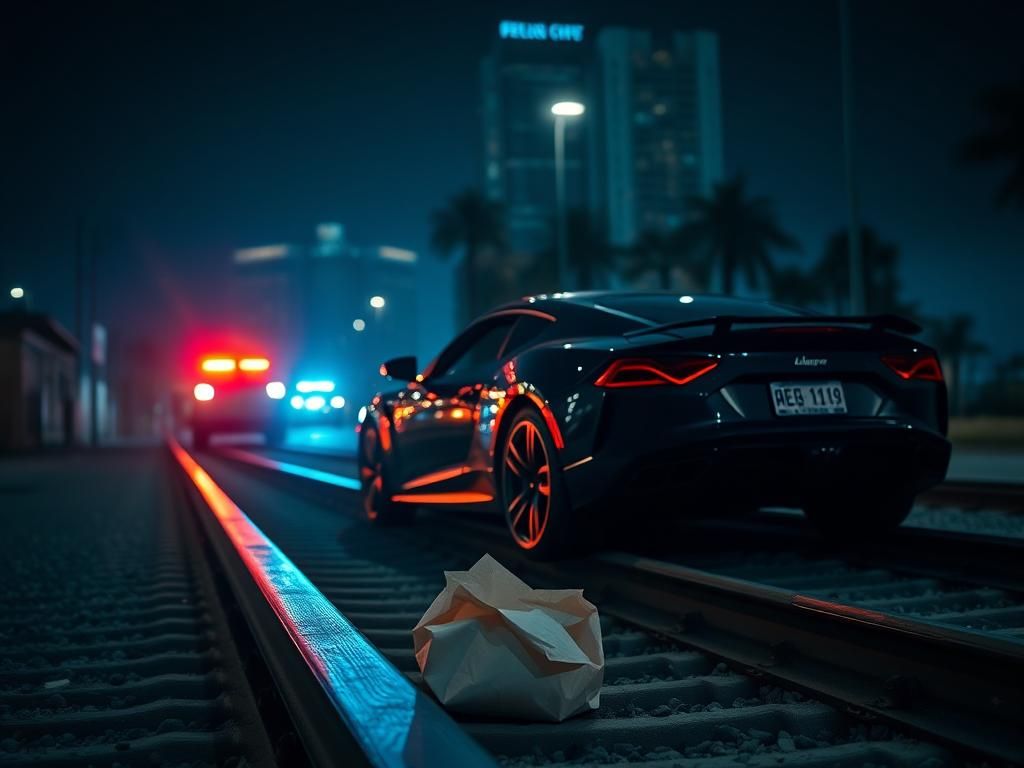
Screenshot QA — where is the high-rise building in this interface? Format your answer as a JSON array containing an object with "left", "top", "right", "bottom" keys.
[
  {"left": 593, "top": 28, "right": 724, "bottom": 248},
  {"left": 481, "top": 20, "right": 589, "bottom": 257}
]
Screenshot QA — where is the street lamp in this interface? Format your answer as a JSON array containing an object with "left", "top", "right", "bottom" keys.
[
  {"left": 551, "top": 101, "right": 585, "bottom": 290},
  {"left": 369, "top": 295, "right": 386, "bottom": 309},
  {"left": 10, "top": 287, "right": 24, "bottom": 299}
]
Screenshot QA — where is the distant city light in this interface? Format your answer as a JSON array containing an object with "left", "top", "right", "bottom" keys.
[
  {"left": 330, "top": 395, "right": 346, "bottom": 409},
  {"left": 551, "top": 101, "right": 585, "bottom": 117},
  {"left": 233, "top": 244, "right": 290, "bottom": 264},
  {"left": 679, "top": 295, "right": 694, "bottom": 304},
  {"left": 290, "top": 395, "right": 305, "bottom": 410},
  {"left": 10, "top": 287, "right": 24, "bottom": 299},
  {"left": 369, "top": 295, "right": 386, "bottom": 309},
  {"left": 357, "top": 405, "right": 368, "bottom": 423},
  {"left": 193, "top": 383, "right": 215, "bottom": 401},
  {"left": 265, "top": 381, "right": 286, "bottom": 399},
  {"left": 305, "top": 395, "right": 326, "bottom": 411},
  {"left": 377, "top": 245, "right": 417, "bottom": 263},
  {"left": 353, "top": 318, "right": 366, "bottom": 332},
  {"left": 297, "top": 380, "right": 335, "bottom": 393}
]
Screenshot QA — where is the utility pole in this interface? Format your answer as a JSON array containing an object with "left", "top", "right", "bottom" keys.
[
  {"left": 553, "top": 113, "right": 569, "bottom": 290},
  {"left": 74, "top": 219, "right": 85, "bottom": 445},
  {"left": 839, "top": 0, "right": 864, "bottom": 314},
  {"left": 89, "top": 229, "right": 99, "bottom": 447},
  {"left": 550, "top": 101, "right": 585, "bottom": 291}
]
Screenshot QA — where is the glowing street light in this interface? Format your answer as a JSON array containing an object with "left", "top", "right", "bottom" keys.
[
  {"left": 550, "top": 101, "right": 585, "bottom": 290},
  {"left": 352, "top": 318, "right": 366, "bottom": 331},
  {"left": 10, "top": 287, "right": 24, "bottom": 299},
  {"left": 369, "top": 295, "right": 386, "bottom": 309},
  {"left": 551, "top": 101, "right": 585, "bottom": 117}
]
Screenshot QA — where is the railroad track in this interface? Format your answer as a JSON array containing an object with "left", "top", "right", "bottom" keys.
[
  {"left": 193, "top": 443, "right": 1024, "bottom": 765},
  {"left": 0, "top": 449, "right": 278, "bottom": 767}
]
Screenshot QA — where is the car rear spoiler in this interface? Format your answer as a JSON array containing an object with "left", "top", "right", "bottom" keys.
[{"left": 623, "top": 314, "right": 923, "bottom": 339}]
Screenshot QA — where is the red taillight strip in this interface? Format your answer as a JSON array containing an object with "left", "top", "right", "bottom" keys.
[
  {"left": 595, "top": 359, "right": 718, "bottom": 388},
  {"left": 882, "top": 353, "right": 943, "bottom": 382},
  {"left": 166, "top": 438, "right": 493, "bottom": 767}
]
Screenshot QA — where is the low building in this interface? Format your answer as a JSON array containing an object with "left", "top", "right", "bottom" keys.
[
  {"left": 0, "top": 312, "right": 78, "bottom": 449},
  {"left": 230, "top": 224, "right": 419, "bottom": 406}
]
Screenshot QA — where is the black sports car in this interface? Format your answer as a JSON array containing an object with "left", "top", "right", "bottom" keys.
[{"left": 358, "top": 292, "right": 950, "bottom": 558}]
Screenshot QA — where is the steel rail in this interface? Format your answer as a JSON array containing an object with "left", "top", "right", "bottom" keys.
[
  {"left": 919, "top": 479, "right": 1024, "bottom": 513},
  {"left": 166, "top": 439, "right": 495, "bottom": 768},
  {"left": 214, "top": 445, "right": 1024, "bottom": 763},
  {"left": 681, "top": 511, "right": 1024, "bottom": 594}
]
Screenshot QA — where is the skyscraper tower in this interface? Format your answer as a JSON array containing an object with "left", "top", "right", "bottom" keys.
[
  {"left": 593, "top": 28, "right": 724, "bottom": 248},
  {"left": 481, "top": 21, "right": 589, "bottom": 257}
]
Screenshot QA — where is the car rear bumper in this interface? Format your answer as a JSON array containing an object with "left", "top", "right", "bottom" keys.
[
  {"left": 563, "top": 421, "right": 951, "bottom": 511},
  {"left": 191, "top": 398, "right": 284, "bottom": 433}
]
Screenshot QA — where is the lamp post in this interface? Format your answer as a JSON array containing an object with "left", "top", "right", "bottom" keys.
[
  {"left": 839, "top": 0, "right": 864, "bottom": 314},
  {"left": 551, "top": 101, "right": 585, "bottom": 290},
  {"left": 9, "top": 286, "right": 29, "bottom": 311}
]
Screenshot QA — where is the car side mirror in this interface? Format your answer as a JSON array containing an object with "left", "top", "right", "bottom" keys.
[{"left": 380, "top": 356, "right": 418, "bottom": 381}]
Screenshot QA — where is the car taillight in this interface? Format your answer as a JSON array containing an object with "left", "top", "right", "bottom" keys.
[
  {"left": 201, "top": 358, "right": 236, "bottom": 372},
  {"left": 595, "top": 357, "right": 718, "bottom": 388},
  {"left": 882, "top": 352, "right": 943, "bottom": 381},
  {"left": 194, "top": 383, "right": 215, "bottom": 401},
  {"left": 239, "top": 357, "right": 270, "bottom": 372}
]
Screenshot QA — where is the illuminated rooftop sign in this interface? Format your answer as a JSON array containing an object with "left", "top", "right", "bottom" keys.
[
  {"left": 499, "top": 20, "right": 584, "bottom": 43},
  {"left": 233, "top": 244, "right": 291, "bottom": 264}
]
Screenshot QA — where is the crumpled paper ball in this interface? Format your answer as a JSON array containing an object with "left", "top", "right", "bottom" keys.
[{"left": 412, "top": 553, "right": 604, "bottom": 722}]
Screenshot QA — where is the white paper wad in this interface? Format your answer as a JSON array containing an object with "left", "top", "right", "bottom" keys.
[{"left": 413, "top": 553, "right": 604, "bottom": 722}]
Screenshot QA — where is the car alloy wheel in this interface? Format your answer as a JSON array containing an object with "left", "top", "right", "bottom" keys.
[
  {"left": 502, "top": 419, "right": 552, "bottom": 549},
  {"left": 359, "top": 425, "right": 385, "bottom": 522}
]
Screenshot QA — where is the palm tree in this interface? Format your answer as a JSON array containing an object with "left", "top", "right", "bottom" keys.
[
  {"left": 928, "top": 313, "right": 989, "bottom": 416},
  {"left": 769, "top": 265, "right": 825, "bottom": 309},
  {"left": 431, "top": 188, "right": 504, "bottom": 324},
  {"left": 683, "top": 175, "right": 800, "bottom": 295},
  {"left": 625, "top": 228, "right": 710, "bottom": 290},
  {"left": 959, "top": 74, "right": 1024, "bottom": 208},
  {"left": 625, "top": 230, "right": 674, "bottom": 289},
  {"left": 816, "top": 226, "right": 917, "bottom": 317}
]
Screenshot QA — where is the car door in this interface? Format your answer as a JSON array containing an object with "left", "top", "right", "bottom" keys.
[{"left": 390, "top": 316, "right": 518, "bottom": 486}]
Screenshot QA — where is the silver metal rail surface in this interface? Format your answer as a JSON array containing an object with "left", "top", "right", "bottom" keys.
[{"left": 166, "top": 438, "right": 495, "bottom": 768}]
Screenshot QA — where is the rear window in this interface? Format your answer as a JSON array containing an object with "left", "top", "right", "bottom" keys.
[{"left": 592, "top": 295, "right": 803, "bottom": 326}]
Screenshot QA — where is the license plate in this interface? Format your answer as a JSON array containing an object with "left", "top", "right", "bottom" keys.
[{"left": 770, "top": 381, "right": 847, "bottom": 416}]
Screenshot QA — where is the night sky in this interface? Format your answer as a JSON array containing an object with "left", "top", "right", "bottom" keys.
[{"left": 2, "top": 1, "right": 1022, "bottom": 363}]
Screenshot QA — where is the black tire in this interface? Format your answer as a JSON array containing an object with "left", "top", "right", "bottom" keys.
[
  {"left": 498, "top": 409, "right": 579, "bottom": 560},
  {"left": 193, "top": 427, "right": 210, "bottom": 450},
  {"left": 803, "top": 491, "right": 914, "bottom": 541},
  {"left": 358, "top": 421, "right": 414, "bottom": 526}
]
